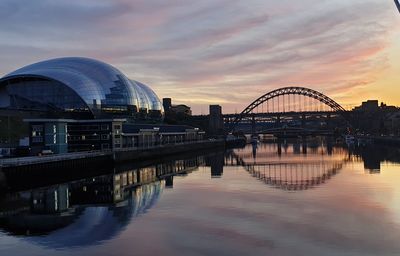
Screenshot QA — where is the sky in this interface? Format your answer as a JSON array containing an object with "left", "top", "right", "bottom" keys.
[{"left": 0, "top": 0, "right": 399, "bottom": 114}]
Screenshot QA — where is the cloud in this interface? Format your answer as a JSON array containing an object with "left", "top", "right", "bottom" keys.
[{"left": 0, "top": 0, "right": 399, "bottom": 113}]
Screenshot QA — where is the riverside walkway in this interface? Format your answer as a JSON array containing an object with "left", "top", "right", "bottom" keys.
[{"left": 0, "top": 139, "right": 225, "bottom": 169}]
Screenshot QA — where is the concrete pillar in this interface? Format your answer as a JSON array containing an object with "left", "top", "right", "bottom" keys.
[
  {"left": 276, "top": 114, "right": 281, "bottom": 127},
  {"left": 327, "top": 113, "right": 331, "bottom": 129},
  {"left": 251, "top": 114, "right": 256, "bottom": 136}
]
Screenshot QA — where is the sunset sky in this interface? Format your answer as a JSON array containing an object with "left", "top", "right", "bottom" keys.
[{"left": 0, "top": 0, "right": 399, "bottom": 114}]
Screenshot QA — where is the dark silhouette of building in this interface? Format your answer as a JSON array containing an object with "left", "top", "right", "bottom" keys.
[
  {"left": 209, "top": 105, "right": 224, "bottom": 136},
  {"left": 170, "top": 104, "right": 192, "bottom": 116},
  {"left": 354, "top": 100, "right": 379, "bottom": 112},
  {"left": 352, "top": 100, "right": 399, "bottom": 135},
  {"left": 163, "top": 98, "right": 172, "bottom": 112}
]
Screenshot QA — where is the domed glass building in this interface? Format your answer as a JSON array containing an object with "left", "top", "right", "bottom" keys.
[{"left": 0, "top": 57, "right": 164, "bottom": 120}]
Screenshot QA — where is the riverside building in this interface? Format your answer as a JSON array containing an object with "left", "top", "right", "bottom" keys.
[{"left": 0, "top": 57, "right": 204, "bottom": 154}]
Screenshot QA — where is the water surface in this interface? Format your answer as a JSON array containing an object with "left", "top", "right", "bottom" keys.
[{"left": 1, "top": 138, "right": 400, "bottom": 256}]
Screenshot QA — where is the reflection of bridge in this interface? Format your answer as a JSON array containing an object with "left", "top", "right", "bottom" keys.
[
  {"left": 224, "top": 87, "right": 349, "bottom": 134},
  {"left": 226, "top": 141, "right": 349, "bottom": 191},
  {"left": 244, "top": 161, "right": 343, "bottom": 191}
]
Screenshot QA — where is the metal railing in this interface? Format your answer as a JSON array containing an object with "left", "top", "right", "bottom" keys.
[
  {"left": 0, "top": 150, "right": 112, "bottom": 167},
  {"left": 0, "top": 139, "right": 225, "bottom": 167}
]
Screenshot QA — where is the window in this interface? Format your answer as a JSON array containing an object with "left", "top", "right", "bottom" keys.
[
  {"left": 32, "top": 131, "right": 42, "bottom": 136},
  {"left": 114, "top": 125, "right": 121, "bottom": 130},
  {"left": 101, "top": 134, "right": 110, "bottom": 140},
  {"left": 89, "top": 135, "right": 100, "bottom": 140},
  {"left": 101, "top": 124, "right": 109, "bottom": 130},
  {"left": 32, "top": 125, "right": 43, "bottom": 132},
  {"left": 101, "top": 143, "right": 110, "bottom": 149},
  {"left": 32, "top": 137, "right": 43, "bottom": 143},
  {"left": 114, "top": 134, "right": 121, "bottom": 139}
]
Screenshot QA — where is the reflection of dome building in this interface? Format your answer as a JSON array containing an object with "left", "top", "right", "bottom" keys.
[
  {"left": 0, "top": 181, "right": 164, "bottom": 249},
  {"left": 0, "top": 57, "right": 163, "bottom": 119}
]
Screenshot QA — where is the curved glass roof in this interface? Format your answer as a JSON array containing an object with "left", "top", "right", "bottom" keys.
[
  {"left": 131, "top": 80, "right": 163, "bottom": 111},
  {"left": 1, "top": 57, "right": 163, "bottom": 117}
]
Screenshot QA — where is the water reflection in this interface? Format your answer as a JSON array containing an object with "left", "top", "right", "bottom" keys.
[
  {"left": 1, "top": 137, "right": 400, "bottom": 255},
  {"left": 349, "top": 144, "right": 400, "bottom": 173},
  {"left": 0, "top": 156, "right": 205, "bottom": 249},
  {"left": 226, "top": 138, "right": 349, "bottom": 191},
  {"left": 206, "top": 152, "right": 225, "bottom": 178}
]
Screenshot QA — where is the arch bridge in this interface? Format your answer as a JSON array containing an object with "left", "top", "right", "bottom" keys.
[{"left": 225, "top": 87, "right": 349, "bottom": 134}]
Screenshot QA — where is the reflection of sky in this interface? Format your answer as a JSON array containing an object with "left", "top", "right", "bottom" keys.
[
  {"left": 1, "top": 146, "right": 400, "bottom": 255},
  {"left": 127, "top": 165, "right": 400, "bottom": 256}
]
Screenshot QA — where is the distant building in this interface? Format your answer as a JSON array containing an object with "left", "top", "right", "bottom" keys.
[
  {"left": 352, "top": 100, "right": 399, "bottom": 135},
  {"left": 170, "top": 104, "right": 192, "bottom": 116},
  {"left": 209, "top": 105, "right": 224, "bottom": 136},
  {"left": 162, "top": 98, "right": 172, "bottom": 112},
  {"left": 384, "top": 111, "right": 400, "bottom": 136},
  {"left": 353, "top": 100, "right": 379, "bottom": 112},
  {"left": 163, "top": 98, "right": 192, "bottom": 116},
  {"left": 353, "top": 100, "right": 398, "bottom": 112}
]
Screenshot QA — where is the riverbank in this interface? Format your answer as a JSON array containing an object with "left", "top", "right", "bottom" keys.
[
  {"left": 0, "top": 139, "right": 225, "bottom": 191},
  {"left": 0, "top": 139, "right": 225, "bottom": 171},
  {"left": 113, "top": 139, "right": 225, "bottom": 162}
]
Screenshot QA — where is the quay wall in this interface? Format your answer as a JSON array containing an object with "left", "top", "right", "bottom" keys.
[
  {"left": 0, "top": 140, "right": 226, "bottom": 190},
  {"left": 1, "top": 154, "right": 114, "bottom": 191},
  {"left": 113, "top": 140, "right": 225, "bottom": 163}
]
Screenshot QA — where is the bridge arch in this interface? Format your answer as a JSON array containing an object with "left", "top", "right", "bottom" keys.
[{"left": 230, "top": 86, "right": 347, "bottom": 130}]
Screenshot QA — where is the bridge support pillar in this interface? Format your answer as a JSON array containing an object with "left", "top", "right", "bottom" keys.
[
  {"left": 301, "top": 114, "right": 306, "bottom": 128},
  {"left": 326, "top": 113, "right": 331, "bottom": 130},
  {"left": 302, "top": 137, "right": 307, "bottom": 154},
  {"left": 276, "top": 114, "right": 281, "bottom": 127},
  {"left": 251, "top": 114, "right": 256, "bottom": 136},
  {"left": 277, "top": 140, "right": 282, "bottom": 156}
]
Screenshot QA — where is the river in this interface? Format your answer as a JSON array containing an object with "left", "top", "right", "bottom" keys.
[{"left": 1, "top": 137, "right": 400, "bottom": 256}]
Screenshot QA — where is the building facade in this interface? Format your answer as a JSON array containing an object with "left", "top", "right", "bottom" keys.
[{"left": 0, "top": 57, "right": 206, "bottom": 155}]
